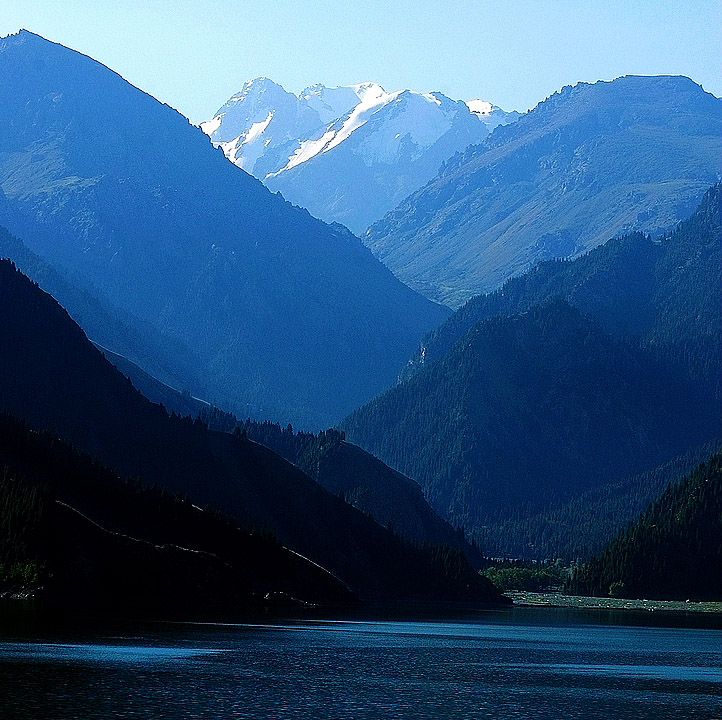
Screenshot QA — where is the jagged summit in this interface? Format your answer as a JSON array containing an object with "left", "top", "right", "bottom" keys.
[
  {"left": 1, "top": 28, "right": 45, "bottom": 45},
  {"left": 525, "top": 75, "right": 712, "bottom": 121},
  {"left": 202, "top": 77, "right": 517, "bottom": 232}
]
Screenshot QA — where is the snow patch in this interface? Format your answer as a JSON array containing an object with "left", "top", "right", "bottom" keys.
[
  {"left": 272, "top": 129, "right": 337, "bottom": 175},
  {"left": 219, "top": 136, "right": 242, "bottom": 164},
  {"left": 200, "top": 114, "right": 223, "bottom": 136},
  {"left": 324, "top": 85, "right": 399, "bottom": 152},
  {"left": 244, "top": 111, "right": 274, "bottom": 144},
  {"left": 422, "top": 92, "right": 442, "bottom": 106},
  {"left": 300, "top": 83, "right": 359, "bottom": 124},
  {"left": 466, "top": 99, "right": 493, "bottom": 116}
]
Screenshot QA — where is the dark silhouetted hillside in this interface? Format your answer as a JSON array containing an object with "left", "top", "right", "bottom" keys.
[
  {"left": 567, "top": 453, "right": 722, "bottom": 600},
  {"left": 0, "top": 259, "right": 501, "bottom": 603}
]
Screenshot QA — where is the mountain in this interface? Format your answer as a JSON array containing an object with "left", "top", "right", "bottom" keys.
[
  {"left": 0, "top": 30, "right": 448, "bottom": 428},
  {"left": 342, "top": 301, "right": 716, "bottom": 533},
  {"left": 408, "top": 184, "right": 722, "bottom": 391},
  {"left": 203, "top": 78, "right": 517, "bottom": 233},
  {"left": 567, "top": 453, "right": 722, "bottom": 601},
  {"left": 92, "top": 343, "right": 210, "bottom": 417},
  {"left": 231, "top": 421, "right": 480, "bottom": 559},
  {"left": 341, "top": 191, "right": 721, "bottom": 557},
  {"left": 0, "top": 413, "right": 352, "bottom": 609},
  {"left": 84, "top": 347, "right": 478, "bottom": 559},
  {"left": 481, "top": 440, "right": 720, "bottom": 562},
  {"left": 0, "top": 223, "right": 206, "bottom": 398},
  {"left": 0, "top": 257, "right": 502, "bottom": 603},
  {"left": 365, "top": 75, "right": 722, "bottom": 306}
]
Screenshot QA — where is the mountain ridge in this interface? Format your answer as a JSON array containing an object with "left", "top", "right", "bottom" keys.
[
  {"left": 365, "top": 74, "right": 722, "bottom": 306},
  {"left": 0, "top": 29, "right": 448, "bottom": 428},
  {"left": 342, "top": 190, "right": 721, "bottom": 557},
  {"left": 203, "top": 76, "right": 517, "bottom": 233},
  {"left": 0, "top": 257, "right": 501, "bottom": 603}
]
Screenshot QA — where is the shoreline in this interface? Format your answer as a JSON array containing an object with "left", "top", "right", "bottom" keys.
[{"left": 506, "top": 590, "right": 722, "bottom": 614}]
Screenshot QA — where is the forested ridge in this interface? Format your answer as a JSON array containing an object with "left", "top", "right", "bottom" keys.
[
  {"left": 0, "top": 412, "right": 352, "bottom": 607},
  {"left": 194, "top": 414, "right": 479, "bottom": 559},
  {"left": 342, "top": 187, "right": 721, "bottom": 559},
  {"left": 567, "top": 453, "right": 722, "bottom": 600},
  {"left": 0, "top": 259, "right": 502, "bottom": 604},
  {"left": 411, "top": 183, "right": 721, "bottom": 390},
  {"left": 477, "top": 440, "right": 721, "bottom": 561}
]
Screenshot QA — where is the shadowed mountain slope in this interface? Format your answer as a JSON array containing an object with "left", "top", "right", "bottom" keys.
[
  {"left": 567, "top": 453, "right": 722, "bottom": 601},
  {"left": 408, "top": 184, "right": 722, "bottom": 391},
  {"left": 66, "top": 339, "right": 477, "bottom": 560},
  {"left": 342, "top": 301, "right": 717, "bottom": 536},
  {"left": 0, "top": 259, "right": 501, "bottom": 602},
  {"left": 0, "top": 413, "right": 353, "bottom": 608},
  {"left": 0, "top": 30, "right": 448, "bottom": 428},
  {"left": 0, "top": 222, "right": 205, "bottom": 398},
  {"left": 231, "top": 421, "right": 480, "bottom": 560},
  {"left": 342, "top": 191, "right": 721, "bottom": 557}
]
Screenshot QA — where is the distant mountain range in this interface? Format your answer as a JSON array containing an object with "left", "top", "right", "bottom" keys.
[
  {"left": 342, "top": 187, "right": 721, "bottom": 558},
  {"left": 1, "top": 27, "right": 719, "bottom": 604},
  {"left": 0, "top": 30, "right": 448, "bottom": 428},
  {"left": 202, "top": 78, "right": 518, "bottom": 233},
  {"left": 365, "top": 75, "right": 722, "bottom": 306}
]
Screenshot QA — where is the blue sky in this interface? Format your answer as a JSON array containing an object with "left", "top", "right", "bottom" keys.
[{"left": 2, "top": 0, "right": 720, "bottom": 123}]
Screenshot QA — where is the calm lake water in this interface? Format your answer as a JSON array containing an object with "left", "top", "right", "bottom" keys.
[{"left": 0, "top": 605, "right": 719, "bottom": 719}]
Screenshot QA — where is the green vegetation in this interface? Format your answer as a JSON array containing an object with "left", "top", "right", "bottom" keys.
[
  {"left": 567, "top": 453, "right": 722, "bottom": 600},
  {"left": 0, "top": 470, "right": 49, "bottom": 593},
  {"left": 505, "top": 591, "right": 722, "bottom": 614},
  {"left": 342, "top": 187, "right": 721, "bottom": 561},
  {"left": 481, "top": 562, "right": 570, "bottom": 592}
]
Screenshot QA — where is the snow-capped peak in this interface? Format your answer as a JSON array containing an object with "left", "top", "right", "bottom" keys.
[
  {"left": 233, "top": 76, "right": 285, "bottom": 99},
  {"left": 323, "top": 85, "right": 398, "bottom": 153},
  {"left": 466, "top": 99, "right": 494, "bottom": 116},
  {"left": 465, "top": 98, "right": 521, "bottom": 131},
  {"left": 350, "top": 82, "right": 388, "bottom": 102},
  {"left": 299, "top": 83, "right": 362, "bottom": 124},
  {"left": 200, "top": 79, "right": 519, "bottom": 229}
]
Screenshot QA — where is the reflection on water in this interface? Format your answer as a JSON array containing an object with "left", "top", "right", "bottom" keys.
[
  {"left": 0, "top": 641, "right": 225, "bottom": 663},
  {"left": 0, "top": 606, "right": 719, "bottom": 720}
]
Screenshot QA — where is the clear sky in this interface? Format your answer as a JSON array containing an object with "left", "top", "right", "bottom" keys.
[{"left": 1, "top": 0, "right": 720, "bottom": 123}]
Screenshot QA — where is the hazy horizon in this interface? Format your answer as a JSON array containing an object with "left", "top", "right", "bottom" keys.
[{"left": 2, "top": 0, "right": 720, "bottom": 123}]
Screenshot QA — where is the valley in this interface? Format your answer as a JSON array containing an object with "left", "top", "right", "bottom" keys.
[{"left": 0, "top": 25, "right": 719, "bottom": 622}]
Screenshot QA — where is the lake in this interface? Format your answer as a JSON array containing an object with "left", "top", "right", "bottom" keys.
[{"left": 0, "top": 605, "right": 719, "bottom": 719}]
